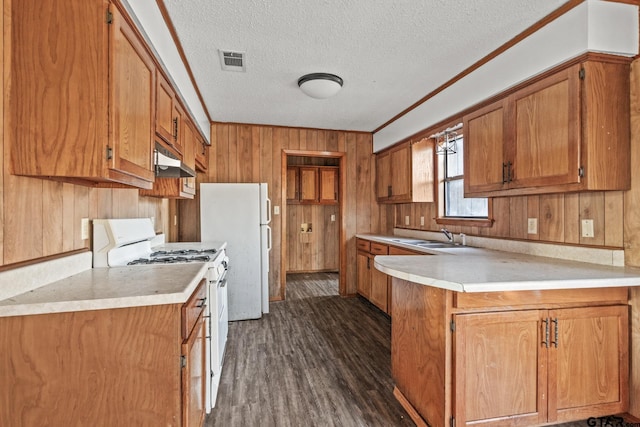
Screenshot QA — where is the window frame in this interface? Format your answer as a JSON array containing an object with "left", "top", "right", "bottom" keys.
[{"left": 434, "top": 124, "right": 494, "bottom": 228}]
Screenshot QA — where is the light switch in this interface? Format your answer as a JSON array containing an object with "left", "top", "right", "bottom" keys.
[
  {"left": 581, "top": 219, "right": 594, "bottom": 238},
  {"left": 527, "top": 218, "right": 538, "bottom": 235},
  {"left": 330, "top": 214, "right": 336, "bottom": 222},
  {"left": 405, "top": 216, "right": 410, "bottom": 226},
  {"left": 420, "top": 216, "right": 425, "bottom": 226},
  {"left": 274, "top": 205, "right": 280, "bottom": 215}
]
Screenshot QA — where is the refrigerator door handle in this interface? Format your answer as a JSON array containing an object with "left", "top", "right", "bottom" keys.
[
  {"left": 266, "top": 225, "right": 272, "bottom": 252},
  {"left": 265, "top": 196, "right": 272, "bottom": 224}
]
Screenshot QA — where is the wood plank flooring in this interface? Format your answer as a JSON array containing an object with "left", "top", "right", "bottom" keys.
[
  {"left": 205, "top": 272, "right": 612, "bottom": 427},
  {"left": 205, "top": 272, "right": 413, "bottom": 426}
]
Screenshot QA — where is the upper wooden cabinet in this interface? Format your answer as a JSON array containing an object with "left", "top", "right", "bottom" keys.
[
  {"left": 156, "top": 71, "right": 183, "bottom": 155},
  {"left": 376, "top": 138, "right": 434, "bottom": 203},
  {"left": 464, "top": 57, "right": 631, "bottom": 197},
  {"left": 10, "top": 1, "right": 156, "bottom": 189},
  {"left": 287, "top": 166, "right": 339, "bottom": 204},
  {"left": 195, "top": 136, "right": 209, "bottom": 173}
]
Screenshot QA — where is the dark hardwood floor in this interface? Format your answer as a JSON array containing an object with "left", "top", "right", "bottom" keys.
[
  {"left": 205, "top": 272, "right": 414, "bottom": 426},
  {"left": 204, "top": 272, "right": 606, "bottom": 427}
]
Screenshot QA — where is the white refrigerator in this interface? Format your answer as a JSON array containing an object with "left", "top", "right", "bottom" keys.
[{"left": 200, "top": 183, "right": 271, "bottom": 320}]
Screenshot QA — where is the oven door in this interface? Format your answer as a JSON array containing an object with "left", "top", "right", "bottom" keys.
[{"left": 217, "top": 275, "right": 228, "bottom": 371}]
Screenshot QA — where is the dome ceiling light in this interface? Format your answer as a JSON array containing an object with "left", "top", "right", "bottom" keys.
[{"left": 297, "top": 73, "right": 343, "bottom": 99}]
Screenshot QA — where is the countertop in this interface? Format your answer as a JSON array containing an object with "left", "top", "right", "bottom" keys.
[
  {"left": 0, "top": 240, "right": 227, "bottom": 317},
  {"left": 357, "top": 234, "right": 640, "bottom": 292},
  {"left": 0, "top": 263, "right": 208, "bottom": 317}
]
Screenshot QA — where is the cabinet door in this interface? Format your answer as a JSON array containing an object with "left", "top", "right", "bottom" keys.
[
  {"left": 454, "top": 310, "right": 547, "bottom": 426},
  {"left": 390, "top": 145, "right": 411, "bottom": 199},
  {"left": 548, "top": 305, "right": 628, "bottom": 423},
  {"left": 156, "top": 71, "right": 177, "bottom": 149},
  {"left": 195, "top": 137, "right": 208, "bottom": 172},
  {"left": 300, "top": 167, "right": 318, "bottom": 202},
  {"left": 376, "top": 151, "right": 391, "bottom": 200},
  {"left": 370, "top": 263, "right": 388, "bottom": 313},
  {"left": 182, "top": 119, "right": 197, "bottom": 196},
  {"left": 463, "top": 99, "right": 507, "bottom": 195},
  {"left": 109, "top": 5, "right": 155, "bottom": 183},
  {"left": 511, "top": 65, "right": 580, "bottom": 189},
  {"left": 286, "top": 167, "right": 299, "bottom": 202},
  {"left": 182, "top": 314, "right": 205, "bottom": 427},
  {"left": 319, "top": 168, "right": 338, "bottom": 204},
  {"left": 356, "top": 252, "right": 371, "bottom": 298}
]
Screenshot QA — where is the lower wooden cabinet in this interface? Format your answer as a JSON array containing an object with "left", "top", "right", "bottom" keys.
[
  {"left": 356, "top": 238, "right": 424, "bottom": 316},
  {"left": 0, "top": 280, "right": 208, "bottom": 427},
  {"left": 392, "top": 280, "right": 629, "bottom": 427}
]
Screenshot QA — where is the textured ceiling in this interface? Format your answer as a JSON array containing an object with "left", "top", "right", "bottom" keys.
[{"left": 162, "top": 0, "right": 569, "bottom": 133}]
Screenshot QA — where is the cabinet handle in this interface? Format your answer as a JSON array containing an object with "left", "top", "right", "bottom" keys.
[
  {"left": 541, "top": 318, "right": 549, "bottom": 348},
  {"left": 367, "top": 257, "right": 370, "bottom": 270},
  {"left": 173, "top": 118, "right": 178, "bottom": 140},
  {"left": 196, "top": 297, "right": 206, "bottom": 308},
  {"left": 502, "top": 163, "right": 507, "bottom": 183},
  {"left": 387, "top": 185, "right": 392, "bottom": 197},
  {"left": 507, "top": 161, "right": 513, "bottom": 183},
  {"left": 551, "top": 318, "right": 558, "bottom": 348}
]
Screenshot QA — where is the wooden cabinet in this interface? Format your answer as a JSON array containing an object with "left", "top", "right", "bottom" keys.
[
  {"left": 287, "top": 166, "right": 339, "bottom": 204},
  {"left": 0, "top": 279, "right": 208, "bottom": 426},
  {"left": 195, "top": 136, "right": 209, "bottom": 172},
  {"left": 181, "top": 118, "right": 197, "bottom": 197},
  {"left": 376, "top": 138, "right": 434, "bottom": 203},
  {"left": 464, "top": 57, "right": 630, "bottom": 197},
  {"left": 10, "top": 1, "right": 156, "bottom": 189},
  {"left": 156, "top": 71, "right": 183, "bottom": 155},
  {"left": 356, "top": 251, "right": 372, "bottom": 298},
  {"left": 391, "top": 281, "right": 629, "bottom": 427},
  {"left": 356, "top": 238, "right": 424, "bottom": 315},
  {"left": 181, "top": 279, "right": 207, "bottom": 427}
]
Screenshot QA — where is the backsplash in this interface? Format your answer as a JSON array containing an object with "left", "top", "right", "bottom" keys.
[{"left": 394, "top": 191, "right": 624, "bottom": 249}]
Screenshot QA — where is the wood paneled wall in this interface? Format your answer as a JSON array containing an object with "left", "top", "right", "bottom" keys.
[
  {"left": 394, "top": 191, "right": 624, "bottom": 247},
  {"left": 286, "top": 204, "right": 339, "bottom": 272},
  {"left": 178, "top": 123, "right": 391, "bottom": 300}
]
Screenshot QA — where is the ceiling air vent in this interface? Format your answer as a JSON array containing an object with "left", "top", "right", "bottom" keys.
[{"left": 219, "top": 50, "right": 246, "bottom": 72}]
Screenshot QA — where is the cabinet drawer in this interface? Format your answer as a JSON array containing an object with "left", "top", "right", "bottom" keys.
[
  {"left": 389, "top": 246, "right": 422, "bottom": 255},
  {"left": 182, "top": 279, "right": 207, "bottom": 339},
  {"left": 370, "top": 242, "right": 389, "bottom": 255},
  {"left": 356, "top": 239, "right": 371, "bottom": 252}
]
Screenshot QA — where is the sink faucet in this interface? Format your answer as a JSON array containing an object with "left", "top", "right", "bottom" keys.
[{"left": 441, "top": 228, "right": 454, "bottom": 243}]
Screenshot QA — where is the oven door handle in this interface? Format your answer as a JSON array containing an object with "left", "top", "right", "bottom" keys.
[{"left": 219, "top": 278, "right": 227, "bottom": 288}]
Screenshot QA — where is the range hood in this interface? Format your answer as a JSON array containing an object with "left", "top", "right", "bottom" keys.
[{"left": 154, "top": 142, "right": 195, "bottom": 178}]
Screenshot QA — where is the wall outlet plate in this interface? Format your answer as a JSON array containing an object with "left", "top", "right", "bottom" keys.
[
  {"left": 81, "top": 218, "right": 90, "bottom": 240},
  {"left": 274, "top": 205, "right": 280, "bottom": 215},
  {"left": 527, "top": 218, "right": 538, "bottom": 234},
  {"left": 330, "top": 214, "right": 336, "bottom": 222},
  {"left": 581, "top": 219, "right": 594, "bottom": 238},
  {"left": 420, "top": 216, "right": 425, "bottom": 226},
  {"left": 405, "top": 216, "right": 410, "bottom": 226}
]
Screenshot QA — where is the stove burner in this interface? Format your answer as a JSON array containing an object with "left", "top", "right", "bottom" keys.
[
  {"left": 127, "top": 255, "right": 213, "bottom": 265},
  {"left": 150, "top": 248, "right": 217, "bottom": 257}
]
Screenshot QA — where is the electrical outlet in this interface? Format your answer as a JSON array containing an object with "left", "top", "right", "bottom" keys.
[
  {"left": 420, "top": 216, "right": 425, "bottom": 226},
  {"left": 581, "top": 219, "right": 594, "bottom": 238},
  {"left": 274, "top": 205, "right": 280, "bottom": 215},
  {"left": 330, "top": 214, "right": 336, "bottom": 222},
  {"left": 81, "top": 218, "right": 90, "bottom": 240},
  {"left": 527, "top": 218, "right": 538, "bottom": 234},
  {"left": 405, "top": 215, "right": 410, "bottom": 226}
]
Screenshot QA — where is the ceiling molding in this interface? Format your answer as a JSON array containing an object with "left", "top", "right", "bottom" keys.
[
  {"left": 372, "top": 0, "right": 585, "bottom": 134},
  {"left": 155, "top": 0, "right": 212, "bottom": 124}
]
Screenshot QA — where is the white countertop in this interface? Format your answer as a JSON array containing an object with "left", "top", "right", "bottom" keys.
[
  {"left": 0, "top": 240, "right": 228, "bottom": 317},
  {"left": 358, "top": 234, "right": 640, "bottom": 292},
  {"left": 0, "top": 263, "right": 208, "bottom": 317}
]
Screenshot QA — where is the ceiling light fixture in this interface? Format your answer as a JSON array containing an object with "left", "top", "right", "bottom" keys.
[{"left": 298, "top": 73, "right": 343, "bottom": 99}]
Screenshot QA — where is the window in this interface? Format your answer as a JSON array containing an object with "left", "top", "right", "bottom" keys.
[{"left": 437, "top": 131, "right": 492, "bottom": 226}]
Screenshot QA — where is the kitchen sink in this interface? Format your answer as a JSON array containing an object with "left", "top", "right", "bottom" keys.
[{"left": 390, "top": 238, "right": 459, "bottom": 248}]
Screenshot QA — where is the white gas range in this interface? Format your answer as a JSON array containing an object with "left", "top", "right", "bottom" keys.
[{"left": 92, "top": 218, "right": 228, "bottom": 413}]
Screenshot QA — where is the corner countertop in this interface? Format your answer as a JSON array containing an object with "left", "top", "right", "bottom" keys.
[
  {"left": 0, "top": 263, "right": 208, "bottom": 317},
  {"left": 357, "top": 234, "right": 640, "bottom": 292}
]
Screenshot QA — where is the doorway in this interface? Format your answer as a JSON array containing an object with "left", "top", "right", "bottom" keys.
[{"left": 281, "top": 149, "right": 346, "bottom": 299}]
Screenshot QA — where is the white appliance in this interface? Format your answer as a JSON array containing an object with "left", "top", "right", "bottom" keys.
[{"left": 200, "top": 183, "right": 272, "bottom": 321}]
